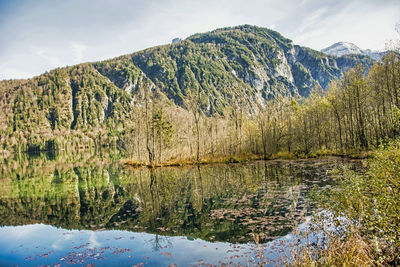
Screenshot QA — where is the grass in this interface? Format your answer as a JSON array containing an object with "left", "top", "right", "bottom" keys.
[
  {"left": 290, "top": 230, "right": 375, "bottom": 267},
  {"left": 121, "top": 154, "right": 264, "bottom": 168}
]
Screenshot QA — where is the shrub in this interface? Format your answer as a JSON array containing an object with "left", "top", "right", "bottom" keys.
[{"left": 306, "top": 138, "right": 400, "bottom": 265}]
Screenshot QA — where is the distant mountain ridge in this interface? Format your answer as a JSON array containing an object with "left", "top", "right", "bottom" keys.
[{"left": 322, "top": 41, "right": 384, "bottom": 60}]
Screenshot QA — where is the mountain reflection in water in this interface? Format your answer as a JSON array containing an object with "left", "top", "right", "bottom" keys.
[{"left": 0, "top": 153, "right": 353, "bottom": 266}]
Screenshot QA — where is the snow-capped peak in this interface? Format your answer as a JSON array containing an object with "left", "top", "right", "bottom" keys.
[
  {"left": 321, "top": 42, "right": 362, "bottom": 57},
  {"left": 321, "top": 42, "right": 383, "bottom": 60}
]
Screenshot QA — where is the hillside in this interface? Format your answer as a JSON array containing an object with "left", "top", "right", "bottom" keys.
[
  {"left": 94, "top": 25, "right": 373, "bottom": 112},
  {"left": 0, "top": 25, "right": 375, "bottom": 156}
]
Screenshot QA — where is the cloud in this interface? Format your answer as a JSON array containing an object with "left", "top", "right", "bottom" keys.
[
  {"left": 0, "top": 66, "right": 35, "bottom": 80},
  {"left": 0, "top": 0, "right": 399, "bottom": 80},
  {"left": 298, "top": 7, "right": 327, "bottom": 34},
  {"left": 36, "top": 48, "right": 63, "bottom": 67},
  {"left": 70, "top": 42, "right": 87, "bottom": 63},
  {"left": 292, "top": 2, "right": 400, "bottom": 50},
  {"left": 88, "top": 232, "right": 101, "bottom": 248}
]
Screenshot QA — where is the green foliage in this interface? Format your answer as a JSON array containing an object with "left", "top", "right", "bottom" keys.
[
  {"left": 152, "top": 108, "right": 173, "bottom": 147},
  {"left": 312, "top": 139, "right": 400, "bottom": 263}
]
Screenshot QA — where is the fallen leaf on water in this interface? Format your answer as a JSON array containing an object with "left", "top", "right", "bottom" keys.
[{"left": 160, "top": 252, "right": 172, "bottom": 258}]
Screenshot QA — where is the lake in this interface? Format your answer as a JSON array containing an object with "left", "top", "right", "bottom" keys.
[{"left": 0, "top": 153, "right": 354, "bottom": 266}]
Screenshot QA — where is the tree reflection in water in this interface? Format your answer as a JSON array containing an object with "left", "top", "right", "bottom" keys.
[{"left": 0, "top": 152, "right": 350, "bottom": 245}]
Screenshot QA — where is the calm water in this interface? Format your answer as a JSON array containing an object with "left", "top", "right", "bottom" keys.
[{"left": 0, "top": 153, "right": 353, "bottom": 266}]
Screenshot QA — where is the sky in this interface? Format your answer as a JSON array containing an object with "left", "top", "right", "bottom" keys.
[{"left": 0, "top": 0, "right": 399, "bottom": 80}]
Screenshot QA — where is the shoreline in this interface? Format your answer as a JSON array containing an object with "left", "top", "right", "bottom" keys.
[{"left": 121, "top": 150, "right": 372, "bottom": 168}]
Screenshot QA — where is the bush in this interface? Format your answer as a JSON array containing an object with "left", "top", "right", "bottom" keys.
[
  {"left": 308, "top": 139, "right": 400, "bottom": 265},
  {"left": 338, "top": 140, "right": 399, "bottom": 247}
]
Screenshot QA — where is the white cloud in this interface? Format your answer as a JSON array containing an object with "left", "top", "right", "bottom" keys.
[
  {"left": 0, "top": 0, "right": 399, "bottom": 80},
  {"left": 70, "top": 41, "right": 87, "bottom": 63},
  {"left": 88, "top": 232, "right": 101, "bottom": 248},
  {"left": 298, "top": 7, "right": 327, "bottom": 34},
  {"left": 0, "top": 66, "right": 35, "bottom": 80},
  {"left": 36, "top": 47, "right": 63, "bottom": 67},
  {"left": 292, "top": 3, "right": 400, "bottom": 50}
]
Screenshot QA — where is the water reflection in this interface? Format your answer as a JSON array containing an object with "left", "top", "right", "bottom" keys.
[
  {"left": 0, "top": 154, "right": 347, "bottom": 246},
  {"left": 0, "top": 223, "right": 291, "bottom": 266}
]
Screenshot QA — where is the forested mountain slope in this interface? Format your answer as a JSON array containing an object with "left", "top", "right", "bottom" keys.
[
  {"left": 0, "top": 25, "right": 375, "bottom": 156},
  {"left": 94, "top": 25, "right": 373, "bottom": 113}
]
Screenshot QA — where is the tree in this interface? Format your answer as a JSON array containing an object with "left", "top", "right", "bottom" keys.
[{"left": 152, "top": 107, "right": 173, "bottom": 163}]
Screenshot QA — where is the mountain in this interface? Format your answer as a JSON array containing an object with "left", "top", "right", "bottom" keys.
[
  {"left": 322, "top": 41, "right": 383, "bottom": 61},
  {"left": 93, "top": 26, "right": 374, "bottom": 110},
  {"left": 0, "top": 25, "right": 374, "bottom": 154}
]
